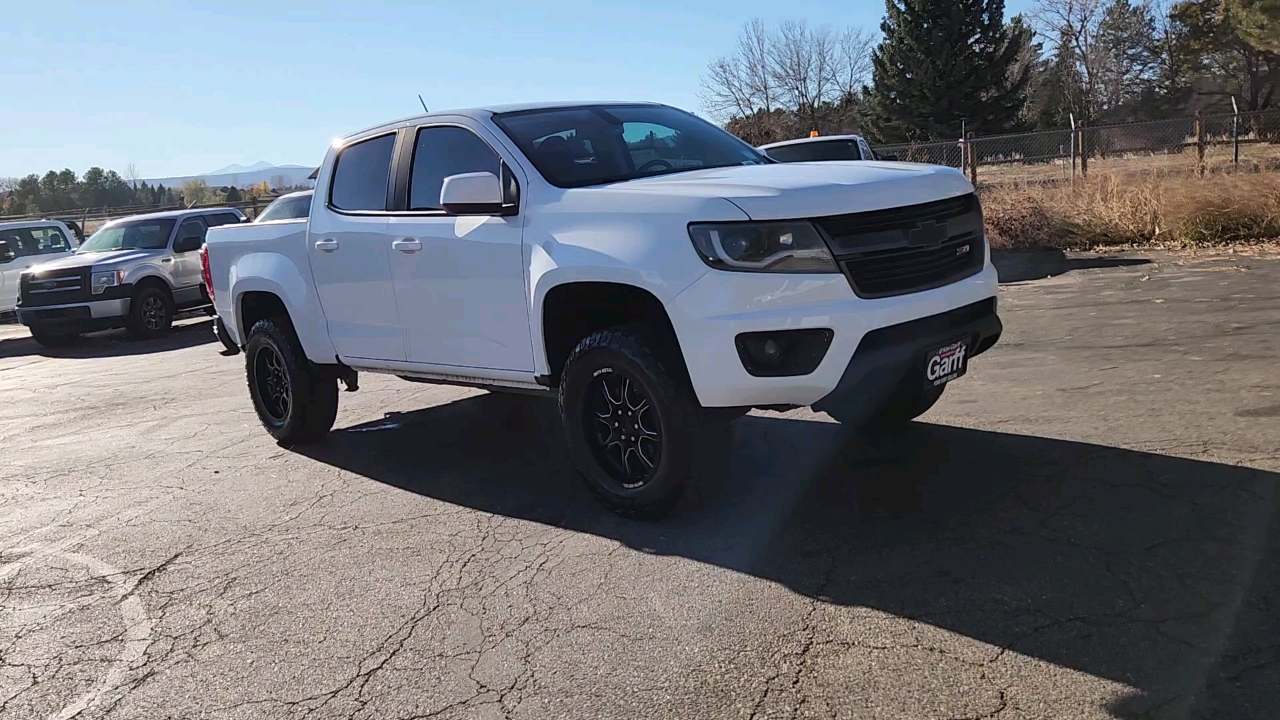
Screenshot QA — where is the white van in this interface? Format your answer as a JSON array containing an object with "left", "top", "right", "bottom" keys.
[{"left": 0, "top": 220, "right": 79, "bottom": 313}]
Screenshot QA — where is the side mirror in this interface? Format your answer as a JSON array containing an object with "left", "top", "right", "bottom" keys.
[
  {"left": 440, "top": 172, "right": 510, "bottom": 216},
  {"left": 174, "top": 236, "right": 203, "bottom": 253},
  {"left": 0, "top": 242, "right": 14, "bottom": 264}
]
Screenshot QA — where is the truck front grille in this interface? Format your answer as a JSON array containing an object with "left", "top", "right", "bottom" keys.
[
  {"left": 20, "top": 269, "right": 91, "bottom": 307},
  {"left": 815, "top": 193, "right": 986, "bottom": 299}
]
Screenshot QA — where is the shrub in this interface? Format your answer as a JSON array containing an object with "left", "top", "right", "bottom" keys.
[{"left": 982, "top": 172, "right": 1280, "bottom": 250}]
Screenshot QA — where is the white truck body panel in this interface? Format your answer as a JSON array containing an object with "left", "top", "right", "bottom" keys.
[{"left": 207, "top": 102, "right": 998, "bottom": 410}]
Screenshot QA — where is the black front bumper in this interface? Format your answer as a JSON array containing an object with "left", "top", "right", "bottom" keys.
[
  {"left": 811, "top": 298, "right": 1002, "bottom": 423},
  {"left": 17, "top": 305, "right": 128, "bottom": 334}
]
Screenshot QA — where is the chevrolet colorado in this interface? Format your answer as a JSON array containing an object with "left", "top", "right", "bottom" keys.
[{"left": 205, "top": 102, "right": 1002, "bottom": 518}]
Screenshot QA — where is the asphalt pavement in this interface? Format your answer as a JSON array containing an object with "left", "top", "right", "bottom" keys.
[{"left": 1, "top": 250, "right": 1278, "bottom": 720}]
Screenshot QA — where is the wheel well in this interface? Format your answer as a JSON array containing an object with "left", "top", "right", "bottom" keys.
[
  {"left": 541, "top": 282, "right": 686, "bottom": 386},
  {"left": 133, "top": 275, "right": 170, "bottom": 298},
  {"left": 238, "top": 291, "right": 291, "bottom": 335}
]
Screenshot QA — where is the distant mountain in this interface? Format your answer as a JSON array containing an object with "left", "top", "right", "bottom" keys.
[
  {"left": 143, "top": 163, "right": 315, "bottom": 190},
  {"left": 205, "top": 161, "right": 280, "bottom": 175}
]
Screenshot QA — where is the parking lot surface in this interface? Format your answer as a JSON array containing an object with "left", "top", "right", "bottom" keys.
[{"left": 2, "top": 251, "right": 1278, "bottom": 720}]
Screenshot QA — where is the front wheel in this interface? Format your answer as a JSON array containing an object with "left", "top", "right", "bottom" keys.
[
  {"left": 126, "top": 286, "right": 173, "bottom": 340},
  {"left": 559, "top": 328, "right": 728, "bottom": 519},
  {"left": 245, "top": 318, "right": 338, "bottom": 445}
]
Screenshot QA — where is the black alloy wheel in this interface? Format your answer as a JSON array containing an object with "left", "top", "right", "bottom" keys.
[
  {"left": 126, "top": 285, "right": 173, "bottom": 340},
  {"left": 140, "top": 294, "right": 167, "bottom": 331},
  {"left": 253, "top": 343, "right": 291, "bottom": 425},
  {"left": 584, "top": 371, "right": 662, "bottom": 489},
  {"left": 243, "top": 317, "right": 338, "bottom": 445}
]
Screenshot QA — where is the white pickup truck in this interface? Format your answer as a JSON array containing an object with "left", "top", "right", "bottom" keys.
[{"left": 205, "top": 101, "right": 1001, "bottom": 518}]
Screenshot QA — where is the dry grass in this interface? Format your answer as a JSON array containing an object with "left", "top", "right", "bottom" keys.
[{"left": 982, "top": 170, "right": 1280, "bottom": 250}]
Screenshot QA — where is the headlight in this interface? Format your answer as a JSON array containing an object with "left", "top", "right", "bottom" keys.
[
  {"left": 688, "top": 222, "right": 838, "bottom": 273},
  {"left": 91, "top": 269, "right": 124, "bottom": 294}
]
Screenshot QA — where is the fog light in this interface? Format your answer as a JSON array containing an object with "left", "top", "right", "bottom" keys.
[
  {"left": 761, "top": 338, "right": 783, "bottom": 365},
  {"left": 735, "top": 329, "right": 834, "bottom": 377}
]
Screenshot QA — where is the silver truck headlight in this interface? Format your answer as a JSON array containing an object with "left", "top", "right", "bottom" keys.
[
  {"left": 91, "top": 269, "right": 124, "bottom": 294},
  {"left": 688, "top": 222, "right": 838, "bottom": 273}
]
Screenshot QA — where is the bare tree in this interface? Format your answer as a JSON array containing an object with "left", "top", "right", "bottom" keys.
[
  {"left": 1035, "top": 0, "right": 1108, "bottom": 121},
  {"left": 836, "top": 27, "right": 876, "bottom": 100},
  {"left": 699, "top": 20, "right": 779, "bottom": 140},
  {"left": 0, "top": 177, "right": 16, "bottom": 194},
  {"left": 124, "top": 163, "right": 141, "bottom": 189},
  {"left": 700, "top": 19, "right": 875, "bottom": 143},
  {"left": 1034, "top": 0, "right": 1164, "bottom": 122}
]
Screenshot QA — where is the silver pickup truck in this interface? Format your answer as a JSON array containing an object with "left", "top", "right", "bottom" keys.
[{"left": 16, "top": 207, "right": 246, "bottom": 346}]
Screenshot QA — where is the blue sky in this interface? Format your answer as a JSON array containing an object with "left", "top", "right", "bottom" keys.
[{"left": 2, "top": 0, "right": 1035, "bottom": 179}]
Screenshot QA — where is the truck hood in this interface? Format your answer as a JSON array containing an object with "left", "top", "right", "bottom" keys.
[
  {"left": 23, "top": 249, "right": 164, "bottom": 275},
  {"left": 606, "top": 162, "right": 973, "bottom": 220}
]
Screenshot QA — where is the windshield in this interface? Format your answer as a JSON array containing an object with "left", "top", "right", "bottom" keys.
[
  {"left": 77, "top": 219, "right": 176, "bottom": 253},
  {"left": 765, "top": 139, "right": 865, "bottom": 163},
  {"left": 256, "top": 193, "right": 312, "bottom": 223},
  {"left": 493, "top": 105, "right": 768, "bottom": 188}
]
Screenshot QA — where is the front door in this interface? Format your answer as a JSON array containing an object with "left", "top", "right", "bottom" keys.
[
  {"left": 388, "top": 124, "right": 532, "bottom": 371},
  {"left": 307, "top": 132, "right": 405, "bottom": 362},
  {"left": 172, "top": 216, "right": 208, "bottom": 305}
]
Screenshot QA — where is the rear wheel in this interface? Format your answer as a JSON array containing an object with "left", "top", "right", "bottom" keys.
[
  {"left": 245, "top": 318, "right": 338, "bottom": 445},
  {"left": 30, "top": 329, "right": 79, "bottom": 348},
  {"left": 559, "top": 328, "right": 728, "bottom": 519},
  {"left": 126, "top": 286, "right": 173, "bottom": 340}
]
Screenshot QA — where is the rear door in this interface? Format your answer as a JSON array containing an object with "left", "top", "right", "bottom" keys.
[
  {"left": 387, "top": 122, "right": 532, "bottom": 371},
  {"left": 307, "top": 132, "right": 405, "bottom": 361}
]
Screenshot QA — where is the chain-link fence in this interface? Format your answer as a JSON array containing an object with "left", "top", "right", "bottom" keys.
[{"left": 872, "top": 108, "right": 1280, "bottom": 186}]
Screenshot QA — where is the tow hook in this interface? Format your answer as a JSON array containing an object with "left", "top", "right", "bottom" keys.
[{"left": 341, "top": 368, "right": 359, "bottom": 392}]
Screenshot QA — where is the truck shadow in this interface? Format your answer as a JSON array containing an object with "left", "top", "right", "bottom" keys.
[
  {"left": 992, "top": 249, "right": 1151, "bottom": 283},
  {"left": 298, "top": 393, "right": 1278, "bottom": 719},
  {"left": 0, "top": 316, "right": 215, "bottom": 359}
]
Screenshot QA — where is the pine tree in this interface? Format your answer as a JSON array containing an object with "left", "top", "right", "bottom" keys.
[{"left": 861, "top": 0, "right": 1030, "bottom": 143}]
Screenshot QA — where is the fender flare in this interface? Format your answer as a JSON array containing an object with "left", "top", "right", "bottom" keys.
[{"left": 228, "top": 252, "right": 336, "bottom": 362}]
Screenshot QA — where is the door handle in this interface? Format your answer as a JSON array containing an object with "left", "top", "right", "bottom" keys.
[
  {"left": 160, "top": 258, "right": 172, "bottom": 263},
  {"left": 392, "top": 238, "right": 422, "bottom": 253},
  {"left": 314, "top": 238, "right": 339, "bottom": 252}
]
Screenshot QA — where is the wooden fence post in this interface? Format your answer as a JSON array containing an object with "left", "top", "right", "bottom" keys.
[
  {"left": 967, "top": 133, "right": 977, "bottom": 185},
  {"left": 1195, "top": 112, "right": 1206, "bottom": 178},
  {"left": 1232, "top": 97, "right": 1240, "bottom": 170},
  {"left": 1069, "top": 113, "right": 1077, "bottom": 181}
]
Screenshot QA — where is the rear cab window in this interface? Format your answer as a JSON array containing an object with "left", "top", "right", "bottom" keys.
[
  {"left": 256, "top": 194, "right": 313, "bottom": 223},
  {"left": 329, "top": 134, "right": 396, "bottom": 211},
  {"left": 204, "top": 212, "right": 243, "bottom": 227}
]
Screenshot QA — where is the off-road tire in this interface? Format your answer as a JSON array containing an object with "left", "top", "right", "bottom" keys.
[
  {"left": 125, "top": 285, "right": 174, "bottom": 340},
  {"left": 559, "top": 328, "right": 729, "bottom": 520},
  {"left": 245, "top": 318, "right": 338, "bottom": 445},
  {"left": 30, "top": 329, "right": 79, "bottom": 348}
]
